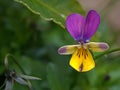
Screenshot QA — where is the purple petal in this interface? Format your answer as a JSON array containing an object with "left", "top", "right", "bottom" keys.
[
  {"left": 83, "top": 10, "right": 100, "bottom": 42},
  {"left": 66, "top": 13, "right": 85, "bottom": 41},
  {"left": 99, "top": 43, "right": 109, "bottom": 50}
]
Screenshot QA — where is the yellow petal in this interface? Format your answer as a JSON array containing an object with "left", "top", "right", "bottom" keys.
[
  {"left": 58, "top": 45, "right": 81, "bottom": 55},
  {"left": 86, "top": 42, "right": 109, "bottom": 52},
  {"left": 69, "top": 47, "right": 95, "bottom": 72}
]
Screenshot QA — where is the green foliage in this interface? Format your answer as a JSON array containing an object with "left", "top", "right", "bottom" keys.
[
  {"left": 0, "top": 0, "right": 120, "bottom": 90},
  {"left": 47, "top": 63, "right": 70, "bottom": 90},
  {"left": 14, "top": 0, "right": 85, "bottom": 28}
]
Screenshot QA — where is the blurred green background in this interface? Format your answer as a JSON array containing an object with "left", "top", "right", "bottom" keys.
[{"left": 0, "top": 0, "right": 120, "bottom": 90}]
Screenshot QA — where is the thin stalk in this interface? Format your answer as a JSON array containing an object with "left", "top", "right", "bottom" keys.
[
  {"left": 95, "top": 48, "right": 120, "bottom": 59},
  {"left": 4, "top": 54, "right": 34, "bottom": 90},
  {"left": 5, "top": 54, "right": 25, "bottom": 74}
]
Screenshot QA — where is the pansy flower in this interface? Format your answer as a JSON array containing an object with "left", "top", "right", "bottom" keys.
[{"left": 58, "top": 10, "right": 109, "bottom": 72}]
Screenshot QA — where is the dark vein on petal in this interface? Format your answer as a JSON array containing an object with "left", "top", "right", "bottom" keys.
[{"left": 80, "top": 63, "right": 83, "bottom": 72}]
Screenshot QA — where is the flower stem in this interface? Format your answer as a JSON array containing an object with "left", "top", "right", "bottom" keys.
[
  {"left": 0, "top": 79, "right": 6, "bottom": 90},
  {"left": 95, "top": 48, "right": 120, "bottom": 59}
]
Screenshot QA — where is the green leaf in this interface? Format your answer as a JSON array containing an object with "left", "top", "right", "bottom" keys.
[{"left": 14, "top": 0, "right": 85, "bottom": 28}]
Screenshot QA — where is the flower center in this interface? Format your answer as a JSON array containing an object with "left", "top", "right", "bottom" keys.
[{"left": 77, "top": 47, "right": 88, "bottom": 59}]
